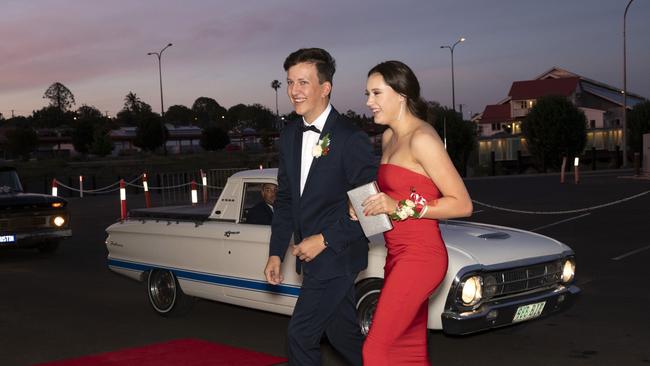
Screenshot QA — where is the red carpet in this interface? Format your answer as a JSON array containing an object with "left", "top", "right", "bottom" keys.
[{"left": 34, "top": 338, "right": 287, "bottom": 366}]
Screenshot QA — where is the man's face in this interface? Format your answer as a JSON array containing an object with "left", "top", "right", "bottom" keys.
[
  {"left": 261, "top": 184, "right": 277, "bottom": 205},
  {"left": 286, "top": 62, "right": 331, "bottom": 123}
]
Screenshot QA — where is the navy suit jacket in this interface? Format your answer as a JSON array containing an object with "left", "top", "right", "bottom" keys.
[
  {"left": 269, "top": 107, "right": 377, "bottom": 280},
  {"left": 246, "top": 201, "right": 274, "bottom": 225}
]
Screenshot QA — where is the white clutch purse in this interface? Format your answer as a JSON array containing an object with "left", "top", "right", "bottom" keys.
[{"left": 347, "top": 181, "right": 393, "bottom": 237}]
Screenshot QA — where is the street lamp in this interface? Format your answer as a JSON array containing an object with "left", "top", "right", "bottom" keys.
[
  {"left": 441, "top": 37, "right": 466, "bottom": 112},
  {"left": 622, "top": 0, "right": 636, "bottom": 168},
  {"left": 147, "top": 43, "right": 173, "bottom": 117}
]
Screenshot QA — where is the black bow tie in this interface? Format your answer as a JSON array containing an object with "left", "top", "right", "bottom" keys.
[{"left": 300, "top": 124, "right": 321, "bottom": 134}]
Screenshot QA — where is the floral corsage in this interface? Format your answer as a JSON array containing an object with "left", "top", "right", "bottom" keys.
[
  {"left": 312, "top": 133, "right": 331, "bottom": 158},
  {"left": 389, "top": 188, "right": 429, "bottom": 221}
]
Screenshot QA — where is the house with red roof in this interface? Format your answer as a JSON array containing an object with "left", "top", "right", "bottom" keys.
[{"left": 475, "top": 67, "right": 646, "bottom": 166}]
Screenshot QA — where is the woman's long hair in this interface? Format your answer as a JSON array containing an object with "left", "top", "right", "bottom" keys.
[{"left": 368, "top": 61, "right": 428, "bottom": 120}]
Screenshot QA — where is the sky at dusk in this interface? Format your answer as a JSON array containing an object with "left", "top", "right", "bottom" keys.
[{"left": 1, "top": 0, "right": 649, "bottom": 120}]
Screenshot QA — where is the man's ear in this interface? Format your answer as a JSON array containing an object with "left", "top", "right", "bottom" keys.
[{"left": 321, "top": 82, "right": 332, "bottom": 98}]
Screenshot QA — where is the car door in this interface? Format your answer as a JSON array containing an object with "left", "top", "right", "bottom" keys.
[{"left": 221, "top": 180, "right": 302, "bottom": 311}]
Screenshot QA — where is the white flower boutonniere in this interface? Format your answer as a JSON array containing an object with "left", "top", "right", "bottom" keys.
[{"left": 312, "top": 133, "right": 331, "bottom": 158}]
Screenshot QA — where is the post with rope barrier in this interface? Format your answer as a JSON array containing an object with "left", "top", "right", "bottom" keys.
[
  {"left": 142, "top": 173, "right": 151, "bottom": 208},
  {"left": 191, "top": 180, "right": 198, "bottom": 206},
  {"left": 79, "top": 175, "right": 84, "bottom": 198},
  {"left": 560, "top": 156, "right": 567, "bottom": 184},
  {"left": 51, "top": 179, "right": 58, "bottom": 197},
  {"left": 120, "top": 179, "right": 127, "bottom": 220},
  {"left": 200, "top": 169, "right": 208, "bottom": 204},
  {"left": 574, "top": 157, "right": 580, "bottom": 184}
]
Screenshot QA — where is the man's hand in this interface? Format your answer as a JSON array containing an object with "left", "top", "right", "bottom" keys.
[
  {"left": 348, "top": 200, "right": 359, "bottom": 221},
  {"left": 292, "top": 234, "right": 327, "bottom": 262},
  {"left": 264, "top": 256, "right": 284, "bottom": 285}
]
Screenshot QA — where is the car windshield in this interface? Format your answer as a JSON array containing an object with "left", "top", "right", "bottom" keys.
[{"left": 0, "top": 170, "right": 23, "bottom": 193}]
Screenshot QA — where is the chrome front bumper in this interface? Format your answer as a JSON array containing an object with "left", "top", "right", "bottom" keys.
[{"left": 441, "top": 284, "right": 580, "bottom": 335}]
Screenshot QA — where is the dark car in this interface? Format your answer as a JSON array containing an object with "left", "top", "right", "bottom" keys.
[{"left": 0, "top": 166, "right": 71, "bottom": 253}]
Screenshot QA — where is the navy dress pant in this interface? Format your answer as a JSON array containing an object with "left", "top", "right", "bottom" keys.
[{"left": 287, "top": 272, "right": 363, "bottom": 366}]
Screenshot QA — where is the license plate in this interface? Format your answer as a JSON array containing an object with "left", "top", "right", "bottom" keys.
[
  {"left": 513, "top": 301, "right": 546, "bottom": 323},
  {"left": 0, "top": 234, "right": 16, "bottom": 244}
]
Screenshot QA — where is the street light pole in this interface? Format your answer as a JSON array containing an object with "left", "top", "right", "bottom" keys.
[
  {"left": 622, "top": 0, "right": 635, "bottom": 168},
  {"left": 441, "top": 37, "right": 465, "bottom": 112},
  {"left": 147, "top": 43, "right": 173, "bottom": 118},
  {"left": 148, "top": 43, "right": 172, "bottom": 154}
]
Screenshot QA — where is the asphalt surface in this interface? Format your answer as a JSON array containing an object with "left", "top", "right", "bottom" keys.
[{"left": 1, "top": 170, "right": 649, "bottom": 366}]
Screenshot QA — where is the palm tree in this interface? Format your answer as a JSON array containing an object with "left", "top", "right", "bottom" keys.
[
  {"left": 271, "top": 80, "right": 281, "bottom": 117},
  {"left": 124, "top": 92, "right": 142, "bottom": 113}
]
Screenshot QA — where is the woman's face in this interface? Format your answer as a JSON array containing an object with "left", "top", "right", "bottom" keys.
[{"left": 365, "top": 73, "right": 404, "bottom": 125}]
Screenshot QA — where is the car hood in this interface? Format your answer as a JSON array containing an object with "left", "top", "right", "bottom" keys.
[
  {"left": 0, "top": 193, "right": 67, "bottom": 211},
  {"left": 439, "top": 220, "right": 571, "bottom": 266}
]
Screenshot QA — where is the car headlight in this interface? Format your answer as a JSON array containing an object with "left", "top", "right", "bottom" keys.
[
  {"left": 461, "top": 275, "right": 483, "bottom": 306},
  {"left": 53, "top": 216, "right": 66, "bottom": 227},
  {"left": 561, "top": 259, "right": 575, "bottom": 283}
]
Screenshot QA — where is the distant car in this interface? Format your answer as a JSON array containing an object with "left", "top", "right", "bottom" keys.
[
  {"left": 106, "top": 169, "right": 580, "bottom": 335},
  {"left": 0, "top": 166, "right": 71, "bottom": 252}
]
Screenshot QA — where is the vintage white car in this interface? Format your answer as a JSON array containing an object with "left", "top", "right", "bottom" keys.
[{"left": 106, "top": 168, "right": 579, "bottom": 335}]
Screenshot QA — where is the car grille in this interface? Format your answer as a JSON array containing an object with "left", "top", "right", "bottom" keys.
[
  {"left": 486, "top": 260, "right": 563, "bottom": 299},
  {"left": 0, "top": 216, "right": 49, "bottom": 231}
]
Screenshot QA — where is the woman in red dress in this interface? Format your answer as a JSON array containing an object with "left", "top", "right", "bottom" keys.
[{"left": 360, "top": 61, "right": 473, "bottom": 365}]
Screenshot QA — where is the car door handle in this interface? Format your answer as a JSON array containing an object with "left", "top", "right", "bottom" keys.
[{"left": 224, "top": 230, "right": 240, "bottom": 238}]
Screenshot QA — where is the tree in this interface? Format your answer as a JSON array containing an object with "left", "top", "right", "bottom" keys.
[
  {"left": 123, "top": 92, "right": 145, "bottom": 113},
  {"left": 165, "top": 105, "right": 193, "bottom": 125},
  {"left": 6, "top": 127, "right": 38, "bottom": 160},
  {"left": 227, "top": 103, "right": 275, "bottom": 131},
  {"left": 271, "top": 80, "right": 282, "bottom": 116},
  {"left": 134, "top": 115, "right": 168, "bottom": 152},
  {"left": 71, "top": 105, "right": 106, "bottom": 154},
  {"left": 426, "top": 102, "right": 476, "bottom": 176},
  {"left": 200, "top": 125, "right": 230, "bottom": 151},
  {"left": 192, "top": 97, "right": 227, "bottom": 128},
  {"left": 116, "top": 92, "right": 155, "bottom": 126},
  {"left": 71, "top": 118, "right": 95, "bottom": 154},
  {"left": 628, "top": 101, "right": 650, "bottom": 154},
  {"left": 43, "top": 82, "right": 75, "bottom": 112},
  {"left": 30, "top": 105, "right": 74, "bottom": 128},
  {"left": 90, "top": 128, "right": 113, "bottom": 157},
  {"left": 522, "top": 95, "right": 586, "bottom": 171}
]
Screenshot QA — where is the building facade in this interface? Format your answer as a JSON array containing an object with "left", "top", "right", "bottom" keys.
[{"left": 476, "top": 67, "right": 646, "bottom": 166}]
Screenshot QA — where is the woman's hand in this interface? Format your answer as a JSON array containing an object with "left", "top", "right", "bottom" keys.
[{"left": 362, "top": 192, "right": 397, "bottom": 217}]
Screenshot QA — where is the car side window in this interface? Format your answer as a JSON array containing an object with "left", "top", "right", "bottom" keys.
[{"left": 240, "top": 182, "right": 277, "bottom": 226}]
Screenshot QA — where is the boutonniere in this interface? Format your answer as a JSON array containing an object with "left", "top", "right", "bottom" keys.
[{"left": 312, "top": 133, "right": 331, "bottom": 158}]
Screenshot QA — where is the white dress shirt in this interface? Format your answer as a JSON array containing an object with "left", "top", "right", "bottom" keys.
[{"left": 300, "top": 104, "right": 331, "bottom": 195}]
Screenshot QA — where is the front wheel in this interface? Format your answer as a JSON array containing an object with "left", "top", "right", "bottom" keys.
[
  {"left": 147, "top": 269, "right": 193, "bottom": 317},
  {"left": 355, "top": 278, "right": 383, "bottom": 336}
]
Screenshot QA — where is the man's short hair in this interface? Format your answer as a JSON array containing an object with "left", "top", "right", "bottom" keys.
[{"left": 283, "top": 48, "right": 336, "bottom": 85}]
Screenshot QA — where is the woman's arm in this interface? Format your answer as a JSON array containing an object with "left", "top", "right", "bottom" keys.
[{"left": 411, "top": 127, "right": 473, "bottom": 219}]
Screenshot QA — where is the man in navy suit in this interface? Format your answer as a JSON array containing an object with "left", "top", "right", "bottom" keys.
[
  {"left": 264, "top": 48, "right": 376, "bottom": 366},
  {"left": 246, "top": 183, "right": 276, "bottom": 225}
]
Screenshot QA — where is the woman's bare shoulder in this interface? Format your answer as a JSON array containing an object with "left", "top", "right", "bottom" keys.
[{"left": 411, "top": 121, "right": 443, "bottom": 148}]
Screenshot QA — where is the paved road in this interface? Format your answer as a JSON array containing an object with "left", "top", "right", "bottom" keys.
[{"left": 1, "top": 171, "right": 649, "bottom": 365}]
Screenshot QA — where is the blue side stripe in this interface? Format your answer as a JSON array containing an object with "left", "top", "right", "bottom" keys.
[{"left": 108, "top": 258, "right": 300, "bottom": 297}]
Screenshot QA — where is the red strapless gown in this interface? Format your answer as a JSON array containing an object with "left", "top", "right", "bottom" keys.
[{"left": 362, "top": 164, "right": 448, "bottom": 365}]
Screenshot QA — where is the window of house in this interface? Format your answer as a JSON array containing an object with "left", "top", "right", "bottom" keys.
[
  {"left": 519, "top": 101, "right": 527, "bottom": 109},
  {"left": 589, "top": 120, "right": 596, "bottom": 129},
  {"left": 615, "top": 119, "right": 621, "bottom": 126}
]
